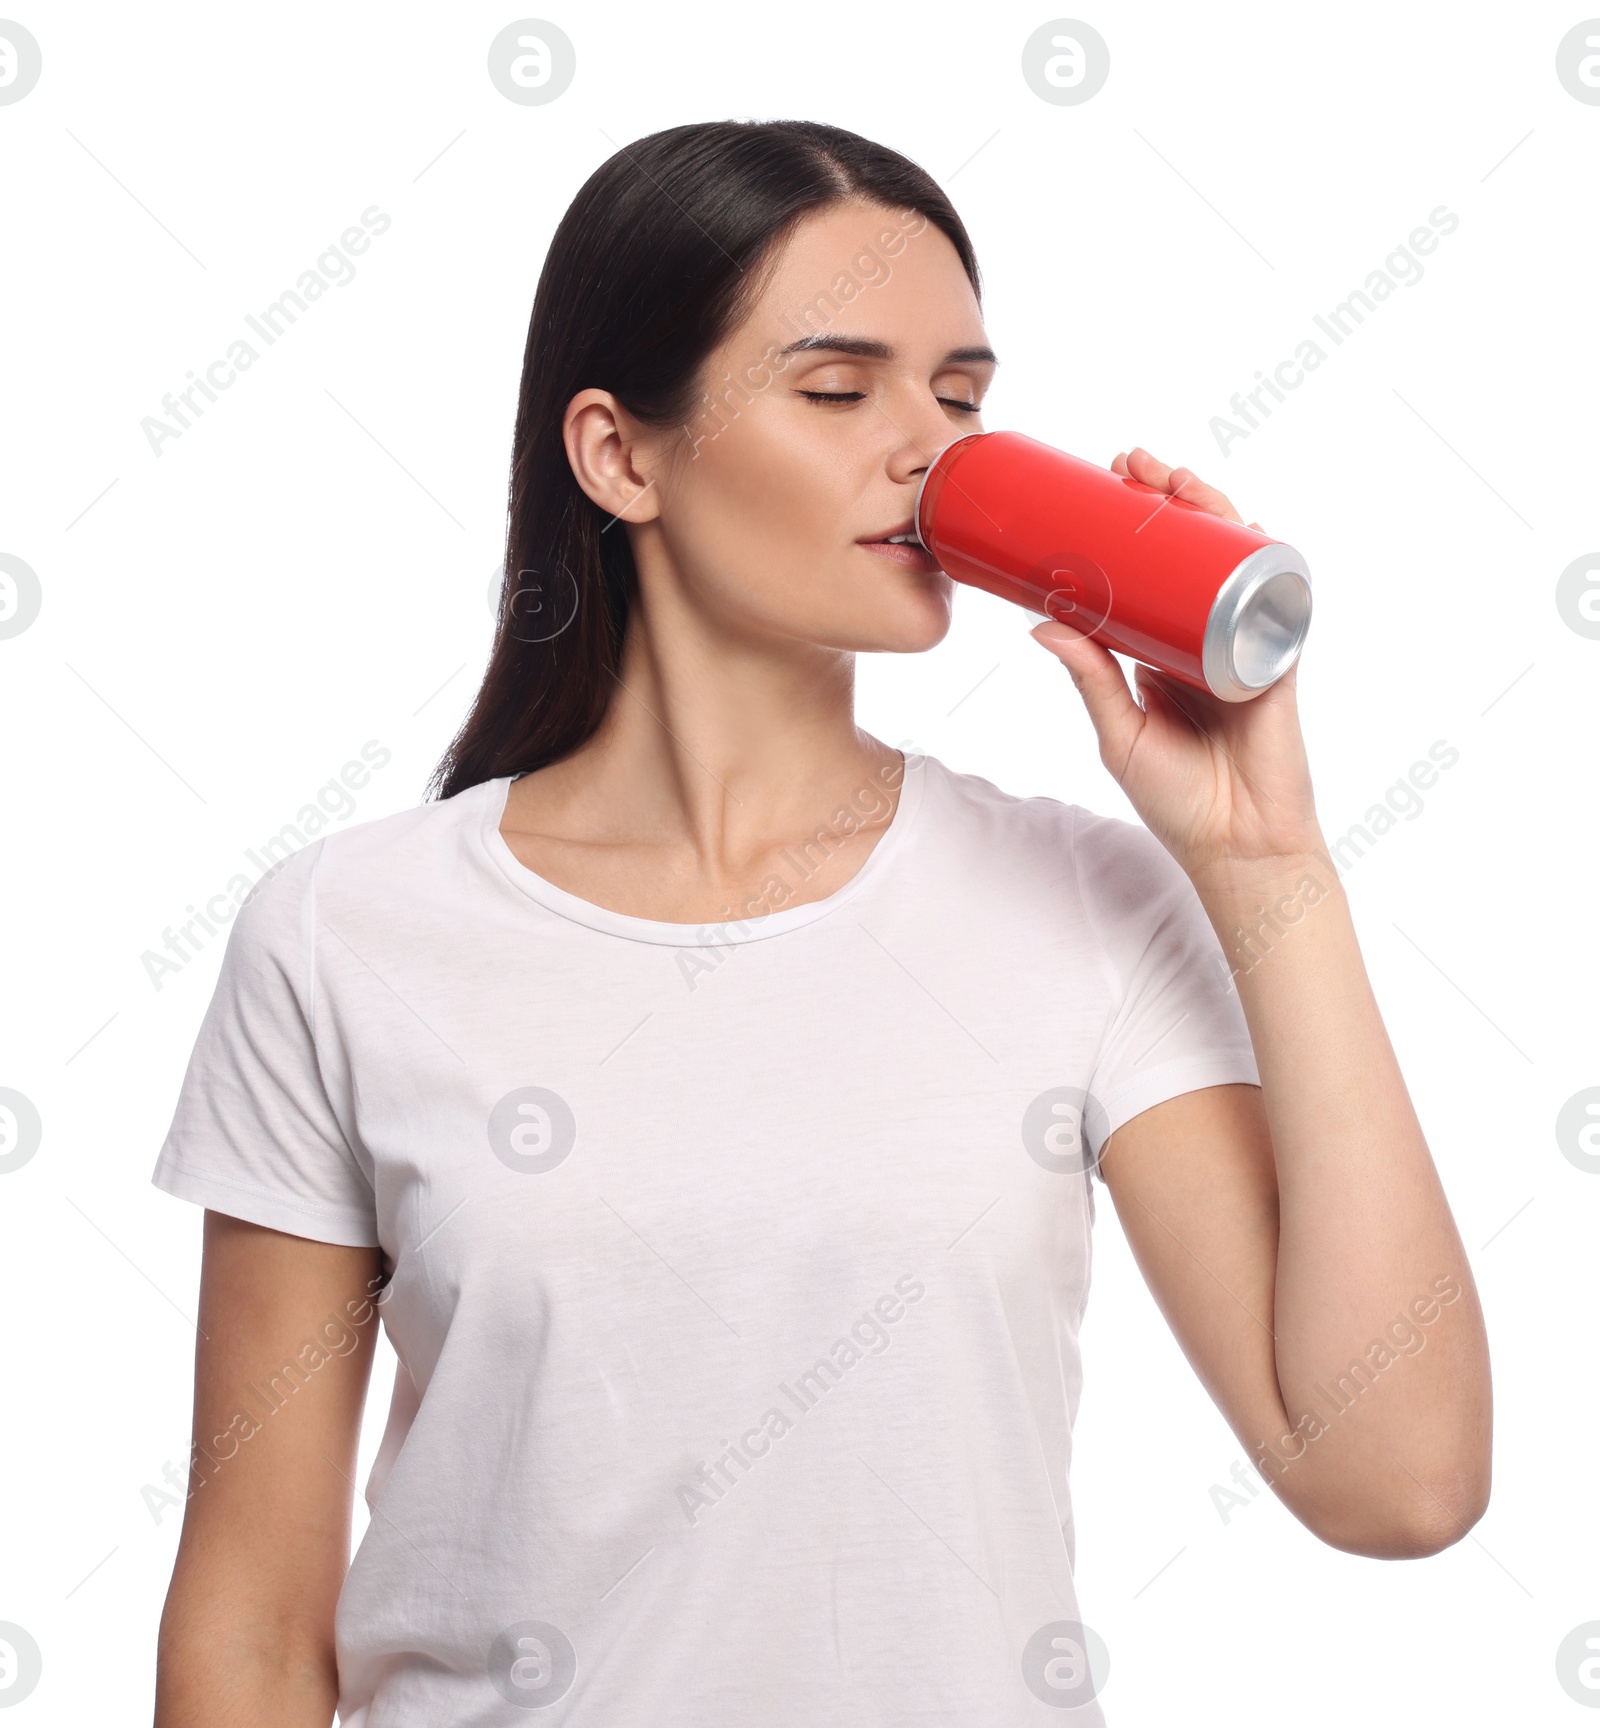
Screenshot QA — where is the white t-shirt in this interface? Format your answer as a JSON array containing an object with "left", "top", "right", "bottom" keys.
[{"left": 153, "top": 750, "right": 1259, "bottom": 1726}]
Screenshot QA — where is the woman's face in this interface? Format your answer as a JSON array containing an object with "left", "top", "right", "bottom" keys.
[{"left": 626, "top": 198, "right": 995, "bottom": 653}]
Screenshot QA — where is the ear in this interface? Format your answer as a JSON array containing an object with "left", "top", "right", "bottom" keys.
[{"left": 562, "top": 389, "right": 664, "bottom": 525}]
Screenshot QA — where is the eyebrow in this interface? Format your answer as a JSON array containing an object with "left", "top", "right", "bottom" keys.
[{"left": 777, "top": 334, "right": 999, "bottom": 365}]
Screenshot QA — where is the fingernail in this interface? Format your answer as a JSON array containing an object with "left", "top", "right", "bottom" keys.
[{"left": 1032, "top": 621, "right": 1085, "bottom": 646}]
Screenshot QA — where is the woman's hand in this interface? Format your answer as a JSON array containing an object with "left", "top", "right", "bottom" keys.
[{"left": 1029, "top": 446, "right": 1325, "bottom": 884}]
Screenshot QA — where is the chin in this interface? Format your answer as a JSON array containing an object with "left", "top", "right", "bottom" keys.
[{"left": 817, "top": 580, "right": 954, "bottom": 654}]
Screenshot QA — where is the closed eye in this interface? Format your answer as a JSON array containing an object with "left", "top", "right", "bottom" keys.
[{"left": 796, "top": 390, "right": 982, "bottom": 414}]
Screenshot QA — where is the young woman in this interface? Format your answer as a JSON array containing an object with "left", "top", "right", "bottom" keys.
[{"left": 151, "top": 120, "right": 1491, "bottom": 1726}]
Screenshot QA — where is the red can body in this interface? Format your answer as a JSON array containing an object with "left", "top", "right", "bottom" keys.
[{"left": 915, "top": 430, "right": 1312, "bottom": 701}]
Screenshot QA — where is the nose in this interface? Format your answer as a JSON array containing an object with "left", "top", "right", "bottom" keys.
[{"left": 888, "top": 419, "right": 964, "bottom": 490}]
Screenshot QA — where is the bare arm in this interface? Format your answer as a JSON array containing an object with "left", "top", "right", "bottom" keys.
[
  {"left": 155, "top": 1211, "right": 383, "bottom": 1726},
  {"left": 1100, "top": 863, "right": 1492, "bottom": 1558},
  {"left": 1032, "top": 447, "right": 1492, "bottom": 1561}
]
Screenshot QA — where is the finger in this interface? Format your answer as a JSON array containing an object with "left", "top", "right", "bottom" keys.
[
  {"left": 1110, "top": 451, "right": 1130, "bottom": 475},
  {"left": 1126, "top": 447, "right": 1244, "bottom": 524},
  {"left": 1165, "top": 465, "right": 1244, "bottom": 524},
  {"left": 1123, "top": 446, "right": 1173, "bottom": 487},
  {"left": 1030, "top": 621, "right": 1145, "bottom": 769}
]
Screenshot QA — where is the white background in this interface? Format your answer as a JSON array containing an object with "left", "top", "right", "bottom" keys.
[{"left": 2, "top": 1, "right": 1597, "bottom": 1721}]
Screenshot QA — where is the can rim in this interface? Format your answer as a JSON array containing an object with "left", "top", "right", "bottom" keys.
[
  {"left": 913, "top": 461, "right": 933, "bottom": 542},
  {"left": 1202, "top": 544, "right": 1314, "bottom": 701},
  {"left": 914, "top": 432, "right": 988, "bottom": 546}
]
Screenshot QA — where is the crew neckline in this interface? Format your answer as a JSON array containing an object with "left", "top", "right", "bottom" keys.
[{"left": 477, "top": 751, "right": 930, "bottom": 947}]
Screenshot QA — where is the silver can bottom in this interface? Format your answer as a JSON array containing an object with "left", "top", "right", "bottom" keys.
[{"left": 1202, "top": 543, "right": 1314, "bottom": 701}]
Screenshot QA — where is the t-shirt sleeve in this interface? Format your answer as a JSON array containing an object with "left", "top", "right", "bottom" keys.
[
  {"left": 150, "top": 841, "right": 378, "bottom": 1246},
  {"left": 1072, "top": 806, "right": 1261, "bottom": 1183}
]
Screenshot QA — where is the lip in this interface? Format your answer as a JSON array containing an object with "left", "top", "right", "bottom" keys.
[
  {"left": 856, "top": 520, "right": 941, "bottom": 574},
  {"left": 858, "top": 538, "right": 942, "bottom": 574}
]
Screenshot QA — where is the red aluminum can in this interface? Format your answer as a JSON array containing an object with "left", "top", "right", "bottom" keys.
[{"left": 914, "top": 430, "right": 1312, "bottom": 701}]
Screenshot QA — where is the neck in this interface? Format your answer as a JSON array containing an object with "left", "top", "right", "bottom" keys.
[{"left": 513, "top": 557, "right": 904, "bottom": 872}]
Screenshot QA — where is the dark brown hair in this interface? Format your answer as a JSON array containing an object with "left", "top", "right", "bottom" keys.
[{"left": 428, "top": 119, "right": 979, "bottom": 801}]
